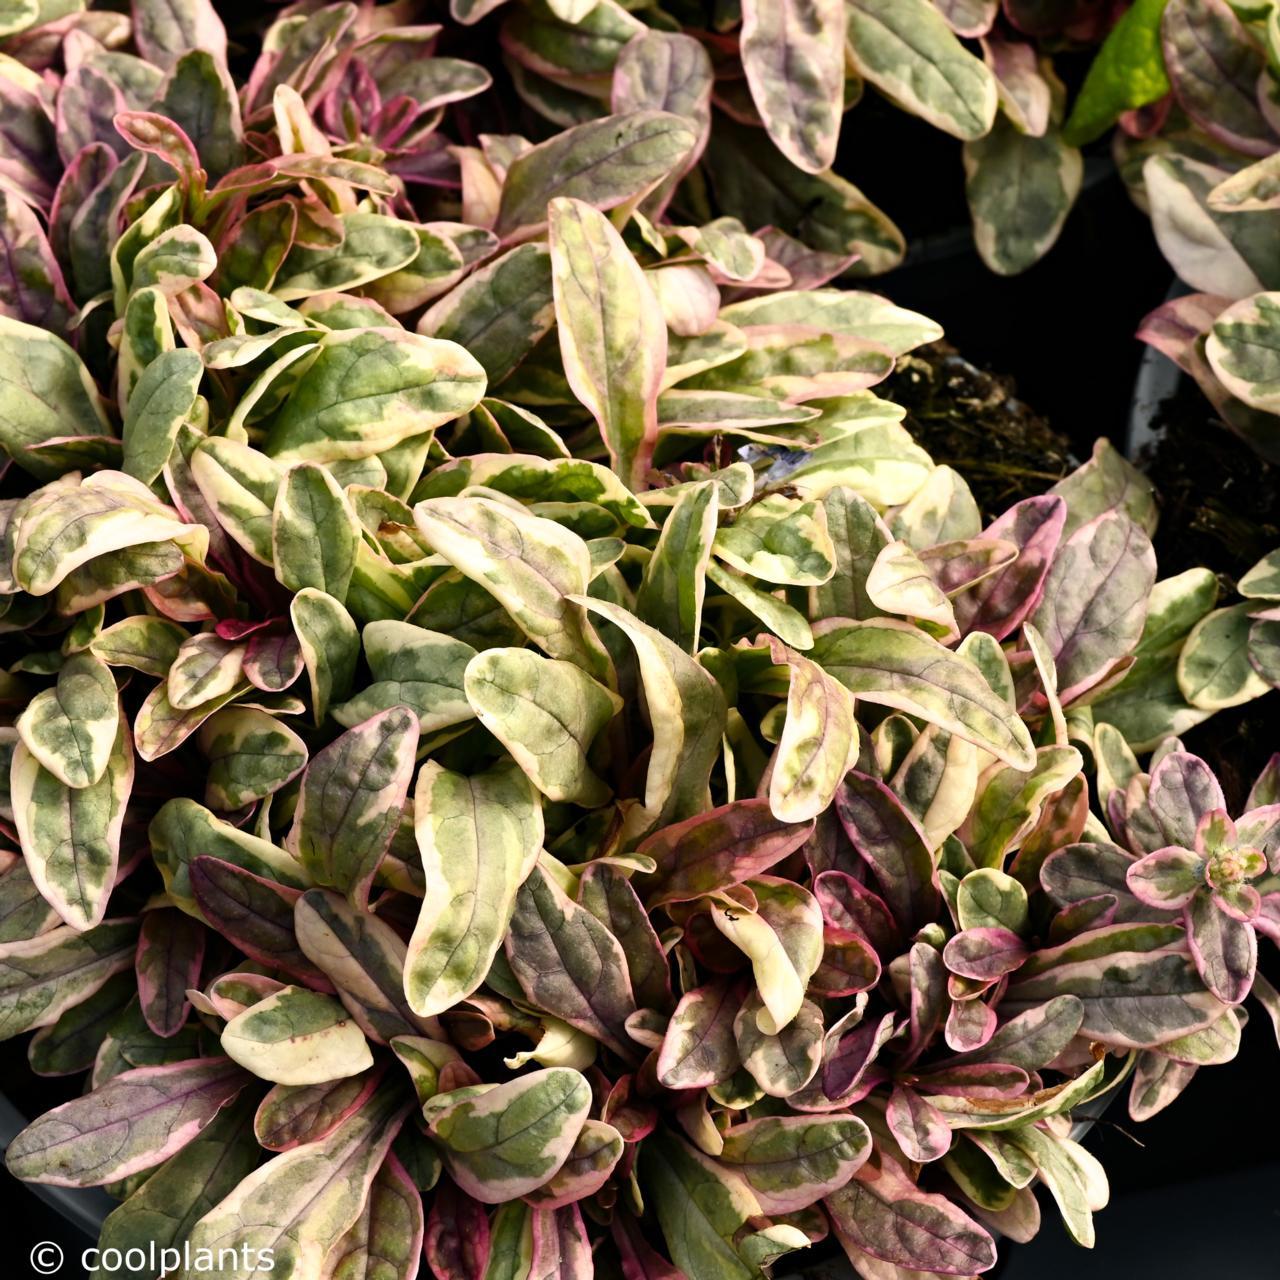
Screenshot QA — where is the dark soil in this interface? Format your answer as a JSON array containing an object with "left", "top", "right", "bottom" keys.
[
  {"left": 1136, "top": 379, "right": 1280, "bottom": 810},
  {"left": 882, "top": 343, "right": 1076, "bottom": 521}
]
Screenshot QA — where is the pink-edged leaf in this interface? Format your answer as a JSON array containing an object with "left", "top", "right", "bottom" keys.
[
  {"left": 425, "top": 1179, "right": 491, "bottom": 1280},
  {"left": 1029, "top": 510, "right": 1156, "bottom": 704},
  {"left": 812, "top": 869, "right": 900, "bottom": 956},
  {"left": 811, "top": 925, "right": 882, "bottom": 997},
  {"left": 942, "top": 994, "right": 1085, "bottom": 1071},
  {"left": 530, "top": 1204, "right": 592, "bottom": 1280},
  {"left": 1162, "top": 0, "right": 1274, "bottom": 158},
  {"left": 825, "top": 1150, "right": 997, "bottom": 1275},
  {"left": 1185, "top": 893, "right": 1256, "bottom": 1004},
  {"left": 1126, "top": 846, "right": 1205, "bottom": 909},
  {"left": 953, "top": 495, "right": 1066, "bottom": 641},
  {"left": 1147, "top": 751, "right": 1227, "bottom": 849},
  {"left": 912, "top": 1062, "right": 1031, "bottom": 1098},
  {"left": 294, "top": 889, "right": 431, "bottom": 1045},
  {"left": 323, "top": 1150, "right": 424, "bottom": 1280},
  {"left": 1234, "top": 802, "right": 1280, "bottom": 871},
  {"left": 886, "top": 1087, "right": 952, "bottom": 1163},
  {"left": 135, "top": 908, "right": 205, "bottom": 1037},
  {"left": 718, "top": 1114, "right": 872, "bottom": 1214},
  {"left": 740, "top": 0, "right": 846, "bottom": 174},
  {"left": 255, "top": 1068, "right": 382, "bottom": 1151},
  {"left": 1128, "top": 1050, "right": 1197, "bottom": 1121},
  {"left": 942, "top": 927, "right": 1029, "bottom": 981},
  {"left": 944, "top": 995, "right": 998, "bottom": 1052},
  {"left": 506, "top": 865, "right": 639, "bottom": 1062},
  {"left": 244, "top": 629, "right": 304, "bottom": 692},
  {"left": 189, "top": 856, "right": 331, "bottom": 989},
  {"left": 835, "top": 773, "right": 939, "bottom": 930},
  {"left": 639, "top": 798, "right": 813, "bottom": 908},
  {"left": 0, "top": 186, "right": 75, "bottom": 331},
  {"left": 1136, "top": 292, "right": 1230, "bottom": 372},
  {"left": 656, "top": 979, "right": 744, "bottom": 1089},
  {"left": 821, "top": 1011, "right": 899, "bottom": 1103},
  {"left": 524, "top": 1120, "right": 625, "bottom": 1210},
  {"left": 905, "top": 941, "right": 948, "bottom": 1064},
  {"left": 4, "top": 1056, "right": 249, "bottom": 1186}
]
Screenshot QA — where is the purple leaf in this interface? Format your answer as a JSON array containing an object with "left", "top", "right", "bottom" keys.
[
  {"left": 1147, "top": 752, "right": 1227, "bottom": 849},
  {"left": 135, "top": 908, "right": 205, "bottom": 1038},
  {"left": 254, "top": 1068, "right": 382, "bottom": 1151},
  {"left": 506, "top": 864, "right": 639, "bottom": 1062},
  {"left": 189, "top": 856, "right": 332, "bottom": 989},
  {"left": 954, "top": 495, "right": 1066, "bottom": 641},
  {"left": 886, "top": 1086, "right": 952, "bottom": 1163},
  {"left": 425, "top": 1180, "right": 491, "bottom": 1280},
  {"left": 639, "top": 798, "right": 813, "bottom": 907},
  {"left": 825, "top": 1150, "right": 997, "bottom": 1274},
  {"left": 1029, "top": 510, "right": 1156, "bottom": 704},
  {"left": 656, "top": 979, "right": 744, "bottom": 1089},
  {"left": 943, "top": 927, "right": 1029, "bottom": 981},
  {"left": 835, "top": 773, "right": 939, "bottom": 930}
]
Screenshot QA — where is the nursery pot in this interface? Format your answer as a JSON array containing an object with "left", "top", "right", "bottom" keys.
[{"left": 0, "top": 1096, "right": 111, "bottom": 1275}]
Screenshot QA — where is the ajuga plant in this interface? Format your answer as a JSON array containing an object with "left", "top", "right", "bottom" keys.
[
  {"left": 0, "top": 5, "right": 1278, "bottom": 1280},
  {"left": 1053, "top": 0, "right": 1280, "bottom": 461},
  {"left": 464, "top": 0, "right": 1103, "bottom": 279}
]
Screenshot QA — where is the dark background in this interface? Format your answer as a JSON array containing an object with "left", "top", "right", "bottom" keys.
[{"left": 4, "top": 116, "right": 1277, "bottom": 1280}]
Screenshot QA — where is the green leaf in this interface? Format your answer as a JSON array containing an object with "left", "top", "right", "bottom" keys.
[
  {"left": 262, "top": 328, "right": 486, "bottom": 463},
  {"left": 11, "top": 724, "right": 133, "bottom": 931},
  {"left": 419, "top": 243, "right": 555, "bottom": 384},
  {"left": 274, "top": 212, "right": 419, "bottom": 301},
  {"left": 635, "top": 480, "right": 718, "bottom": 651},
  {"left": 495, "top": 111, "right": 697, "bottom": 237},
  {"left": 286, "top": 706, "right": 418, "bottom": 909},
  {"left": 846, "top": 0, "right": 998, "bottom": 139},
  {"left": 428, "top": 1067, "right": 592, "bottom": 1203},
  {"left": 15, "top": 653, "right": 119, "bottom": 789},
  {"left": 464, "top": 648, "right": 621, "bottom": 806},
  {"left": 964, "top": 115, "right": 1083, "bottom": 276},
  {"left": 272, "top": 462, "right": 361, "bottom": 600},
  {"left": 641, "top": 1130, "right": 765, "bottom": 1280},
  {"left": 0, "top": 316, "right": 113, "bottom": 479},
  {"left": 196, "top": 707, "right": 308, "bottom": 811},
  {"left": 577, "top": 596, "right": 727, "bottom": 828},
  {"left": 415, "top": 495, "right": 609, "bottom": 678},
  {"left": 718, "top": 1115, "right": 871, "bottom": 1215},
  {"left": 1063, "top": 0, "right": 1172, "bottom": 145},
  {"left": 0, "top": 920, "right": 138, "bottom": 1040},
  {"left": 332, "top": 622, "right": 476, "bottom": 733},
  {"left": 549, "top": 197, "right": 666, "bottom": 492},
  {"left": 1178, "top": 602, "right": 1272, "bottom": 710},
  {"left": 812, "top": 618, "right": 1036, "bottom": 768},
  {"left": 404, "top": 761, "right": 543, "bottom": 1017},
  {"left": 291, "top": 588, "right": 359, "bottom": 724},
  {"left": 221, "top": 985, "right": 373, "bottom": 1086}
]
